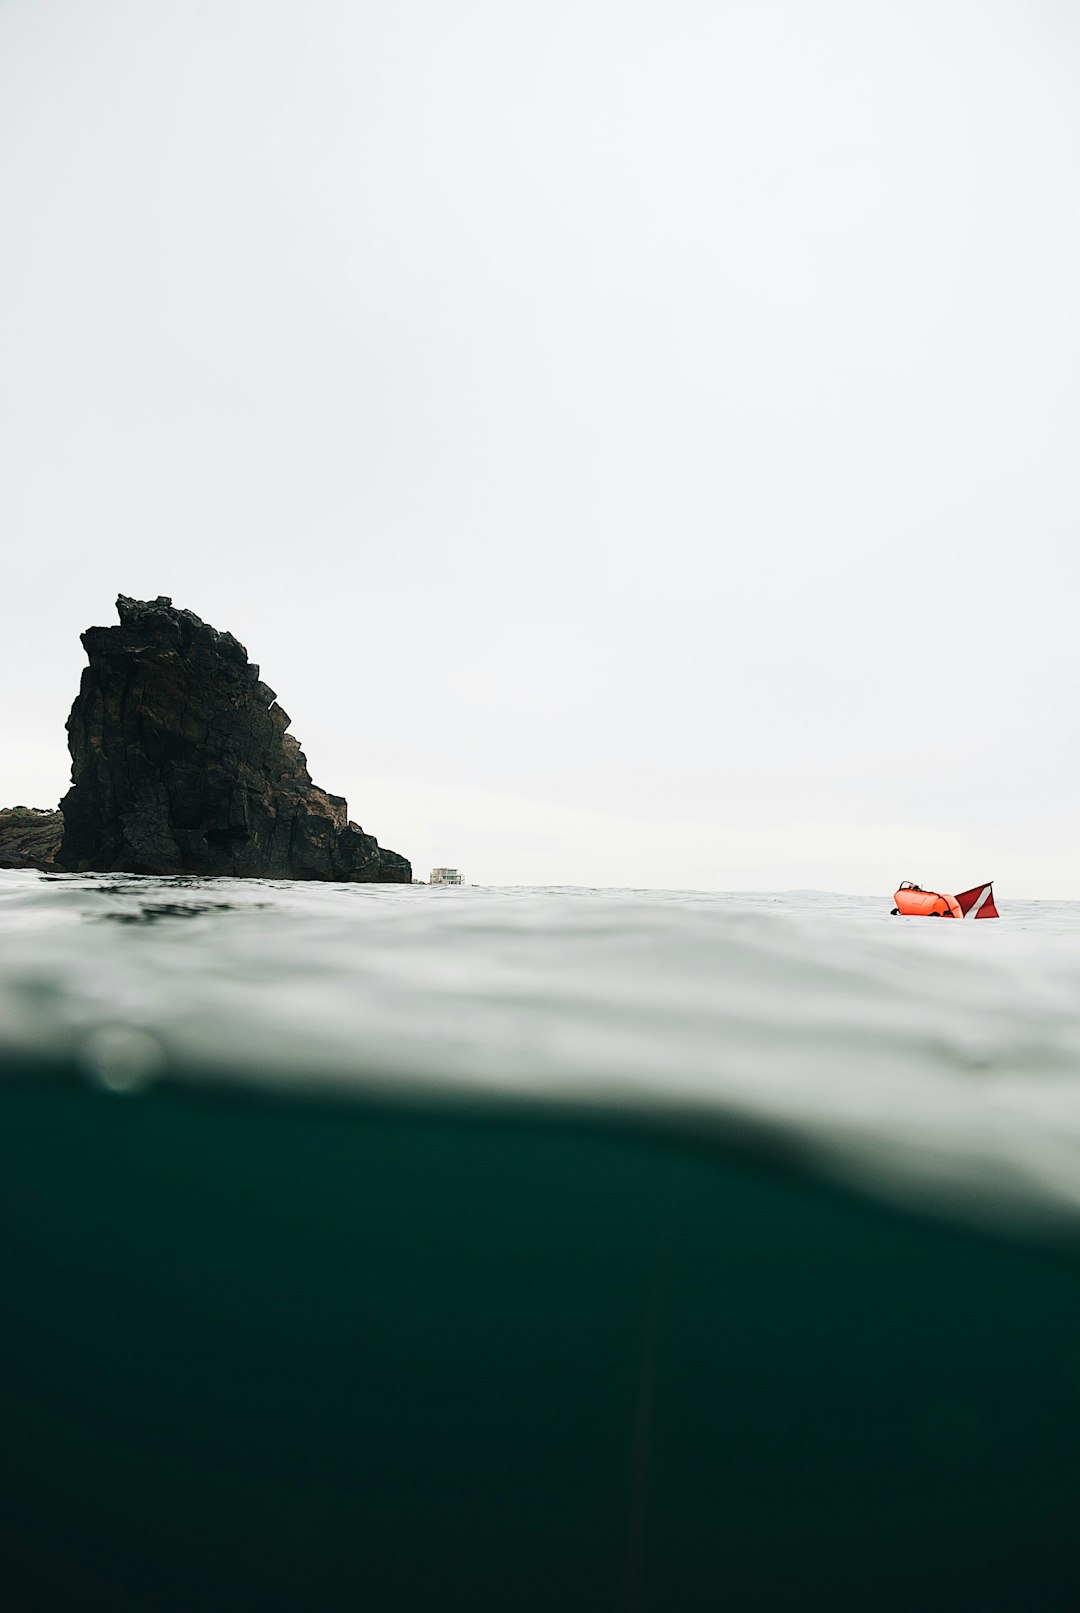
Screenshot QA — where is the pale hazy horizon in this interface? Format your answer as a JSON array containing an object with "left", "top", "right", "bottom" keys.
[{"left": 3, "top": 0, "right": 1079, "bottom": 895}]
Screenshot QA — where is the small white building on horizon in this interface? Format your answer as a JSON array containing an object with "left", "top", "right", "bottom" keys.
[{"left": 429, "top": 867, "right": 463, "bottom": 885}]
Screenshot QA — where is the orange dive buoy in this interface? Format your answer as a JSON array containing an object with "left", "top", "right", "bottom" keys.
[
  {"left": 893, "top": 883, "right": 962, "bottom": 918},
  {"left": 891, "top": 881, "right": 999, "bottom": 919}
]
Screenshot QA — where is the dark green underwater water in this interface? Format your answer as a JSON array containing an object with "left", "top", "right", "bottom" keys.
[{"left": 3, "top": 1067, "right": 1080, "bottom": 1612}]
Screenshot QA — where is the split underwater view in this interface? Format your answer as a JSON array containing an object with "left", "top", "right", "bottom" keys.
[
  {"left": 5, "top": 0, "right": 1080, "bottom": 1601},
  {"left": 4, "top": 874, "right": 1080, "bottom": 1610}
]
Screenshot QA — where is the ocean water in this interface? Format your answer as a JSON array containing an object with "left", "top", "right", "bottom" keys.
[{"left": 3, "top": 873, "right": 1080, "bottom": 1610}]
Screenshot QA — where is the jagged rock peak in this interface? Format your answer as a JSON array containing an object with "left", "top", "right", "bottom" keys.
[
  {"left": 108, "top": 594, "right": 252, "bottom": 671},
  {"left": 56, "top": 594, "right": 411, "bottom": 883}
]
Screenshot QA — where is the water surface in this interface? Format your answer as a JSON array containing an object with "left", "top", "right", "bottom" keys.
[{"left": 3, "top": 874, "right": 1080, "bottom": 1610}]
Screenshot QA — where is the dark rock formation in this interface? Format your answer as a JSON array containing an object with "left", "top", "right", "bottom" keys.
[
  {"left": 0, "top": 807, "right": 64, "bottom": 870},
  {"left": 50, "top": 595, "right": 410, "bottom": 881}
]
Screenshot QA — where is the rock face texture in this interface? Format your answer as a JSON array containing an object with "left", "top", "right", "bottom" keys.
[
  {"left": 0, "top": 808, "right": 64, "bottom": 870},
  {"left": 55, "top": 595, "right": 410, "bottom": 882}
]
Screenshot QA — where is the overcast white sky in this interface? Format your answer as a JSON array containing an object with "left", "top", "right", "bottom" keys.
[{"left": 2, "top": 0, "right": 1079, "bottom": 892}]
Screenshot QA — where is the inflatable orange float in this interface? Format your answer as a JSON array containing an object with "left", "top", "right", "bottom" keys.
[{"left": 891, "top": 881, "right": 998, "bottom": 919}]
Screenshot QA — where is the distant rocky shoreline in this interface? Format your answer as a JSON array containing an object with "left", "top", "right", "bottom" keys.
[
  {"left": 0, "top": 596, "right": 410, "bottom": 882},
  {"left": 0, "top": 807, "right": 63, "bottom": 871}
]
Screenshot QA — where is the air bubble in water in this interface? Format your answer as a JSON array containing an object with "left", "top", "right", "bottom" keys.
[{"left": 81, "top": 1025, "right": 166, "bottom": 1094}]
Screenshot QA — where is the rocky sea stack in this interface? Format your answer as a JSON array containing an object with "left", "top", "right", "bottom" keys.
[{"left": 2, "top": 595, "right": 410, "bottom": 882}]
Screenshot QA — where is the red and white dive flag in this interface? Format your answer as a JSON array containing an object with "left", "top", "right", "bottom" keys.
[{"left": 954, "top": 882, "right": 999, "bottom": 919}]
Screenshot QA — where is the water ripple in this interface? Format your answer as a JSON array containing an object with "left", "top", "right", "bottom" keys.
[{"left": 3, "top": 871, "right": 1080, "bottom": 1229}]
